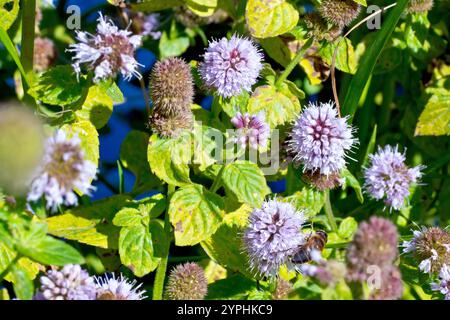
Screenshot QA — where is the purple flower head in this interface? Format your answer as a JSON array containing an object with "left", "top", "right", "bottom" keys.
[
  {"left": 346, "top": 217, "right": 399, "bottom": 282},
  {"left": 363, "top": 145, "right": 424, "bottom": 211},
  {"left": 199, "top": 35, "right": 263, "bottom": 98},
  {"left": 243, "top": 199, "right": 307, "bottom": 277},
  {"left": 27, "top": 129, "right": 97, "bottom": 212},
  {"left": 288, "top": 101, "right": 356, "bottom": 176},
  {"left": 68, "top": 13, "right": 143, "bottom": 82},
  {"left": 402, "top": 226, "right": 450, "bottom": 274},
  {"left": 95, "top": 274, "right": 146, "bottom": 300},
  {"left": 141, "top": 13, "right": 162, "bottom": 39},
  {"left": 36, "top": 264, "right": 96, "bottom": 300},
  {"left": 302, "top": 259, "right": 347, "bottom": 287},
  {"left": 369, "top": 265, "right": 403, "bottom": 300},
  {"left": 431, "top": 264, "right": 450, "bottom": 300},
  {"left": 231, "top": 112, "right": 270, "bottom": 150}
]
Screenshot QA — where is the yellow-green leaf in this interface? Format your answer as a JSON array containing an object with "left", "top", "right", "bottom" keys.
[
  {"left": 221, "top": 161, "right": 271, "bottom": 207},
  {"left": 415, "top": 89, "right": 450, "bottom": 136},
  {"left": 186, "top": 0, "right": 217, "bottom": 17},
  {"left": 0, "top": 0, "right": 19, "bottom": 30},
  {"left": 75, "top": 84, "right": 113, "bottom": 129},
  {"left": 247, "top": 84, "right": 301, "bottom": 128},
  {"left": 169, "top": 184, "right": 224, "bottom": 246},
  {"left": 147, "top": 133, "right": 192, "bottom": 187},
  {"left": 246, "top": 0, "right": 299, "bottom": 38}
]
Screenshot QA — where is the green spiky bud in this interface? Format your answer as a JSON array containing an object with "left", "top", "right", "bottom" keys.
[
  {"left": 319, "top": 0, "right": 361, "bottom": 28},
  {"left": 304, "top": 13, "right": 342, "bottom": 42},
  {"left": 0, "top": 104, "right": 44, "bottom": 195},
  {"left": 149, "top": 57, "right": 194, "bottom": 116},
  {"left": 165, "top": 263, "right": 208, "bottom": 300},
  {"left": 407, "top": 0, "right": 434, "bottom": 13}
]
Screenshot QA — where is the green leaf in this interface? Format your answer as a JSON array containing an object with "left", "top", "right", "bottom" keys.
[
  {"left": 47, "top": 195, "right": 131, "bottom": 249},
  {"left": 169, "top": 184, "right": 224, "bottom": 246},
  {"left": 0, "top": 242, "right": 41, "bottom": 283},
  {"left": 338, "top": 217, "right": 358, "bottom": 239},
  {"left": 201, "top": 204, "right": 253, "bottom": 277},
  {"left": 147, "top": 133, "right": 192, "bottom": 187},
  {"left": 17, "top": 236, "right": 85, "bottom": 266},
  {"left": 0, "top": 0, "right": 19, "bottom": 30},
  {"left": 193, "top": 124, "right": 223, "bottom": 171},
  {"left": 62, "top": 120, "right": 99, "bottom": 171},
  {"left": 206, "top": 274, "right": 256, "bottom": 300},
  {"left": 0, "top": 29, "right": 27, "bottom": 85},
  {"left": 118, "top": 221, "right": 165, "bottom": 277},
  {"left": 28, "top": 65, "right": 88, "bottom": 106},
  {"left": 246, "top": 0, "right": 299, "bottom": 38},
  {"left": 120, "top": 131, "right": 160, "bottom": 194},
  {"left": 362, "top": 125, "right": 377, "bottom": 167},
  {"left": 415, "top": 89, "right": 450, "bottom": 136},
  {"left": 341, "top": 168, "right": 364, "bottom": 204},
  {"left": 75, "top": 84, "right": 113, "bottom": 129},
  {"left": 131, "top": 0, "right": 183, "bottom": 12},
  {"left": 113, "top": 194, "right": 166, "bottom": 227},
  {"left": 319, "top": 37, "right": 357, "bottom": 74},
  {"left": 352, "top": 0, "right": 366, "bottom": 6},
  {"left": 186, "top": 0, "right": 217, "bottom": 16},
  {"left": 99, "top": 80, "right": 124, "bottom": 103},
  {"left": 259, "top": 37, "right": 292, "bottom": 67},
  {"left": 159, "top": 30, "right": 190, "bottom": 59},
  {"left": 221, "top": 161, "right": 271, "bottom": 207},
  {"left": 10, "top": 266, "right": 33, "bottom": 300},
  {"left": 341, "top": 0, "right": 409, "bottom": 120},
  {"left": 283, "top": 187, "right": 325, "bottom": 219},
  {"left": 247, "top": 84, "right": 301, "bottom": 128}
]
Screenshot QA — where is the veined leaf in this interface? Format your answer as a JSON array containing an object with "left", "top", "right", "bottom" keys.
[
  {"left": 75, "top": 84, "right": 113, "bottom": 129},
  {"left": 169, "top": 184, "right": 224, "bottom": 246},
  {"left": 0, "top": 0, "right": 19, "bottom": 30},
  {"left": 246, "top": 0, "right": 299, "bottom": 38},
  {"left": 221, "top": 161, "right": 271, "bottom": 207}
]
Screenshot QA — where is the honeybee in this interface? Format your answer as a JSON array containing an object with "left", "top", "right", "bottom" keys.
[{"left": 291, "top": 230, "right": 328, "bottom": 264}]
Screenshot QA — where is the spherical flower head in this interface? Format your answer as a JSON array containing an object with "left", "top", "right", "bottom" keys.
[
  {"left": 231, "top": 112, "right": 270, "bottom": 150},
  {"left": 319, "top": 0, "right": 361, "bottom": 28},
  {"left": 95, "top": 274, "right": 146, "bottom": 300},
  {"left": 363, "top": 145, "right": 424, "bottom": 211},
  {"left": 431, "top": 264, "right": 450, "bottom": 300},
  {"left": 68, "top": 13, "right": 143, "bottom": 82},
  {"left": 402, "top": 227, "right": 450, "bottom": 274},
  {"left": 149, "top": 110, "right": 193, "bottom": 138},
  {"left": 199, "top": 35, "right": 263, "bottom": 98},
  {"left": 302, "top": 170, "right": 343, "bottom": 191},
  {"left": 369, "top": 265, "right": 403, "bottom": 300},
  {"left": 36, "top": 264, "right": 96, "bottom": 300},
  {"left": 34, "top": 37, "right": 58, "bottom": 72},
  {"left": 407, "top": 0, "right": 434, "bottom": 13},
  {"left": 304, "top": 13, "right": 342, "bottom": 42},
  {"left": 243, "top": 200, "right": 307, "bottom": 277},
  {"left": 27, "top": 129, "right": 97, "bottom": 212},
  {"left": 165, "top": 262, "right": 208, "bottom": 300},
  {"left": 288, "top": 101, "right": 356, "bottom": 176},
  {"left": 346, "top": 217, "right": 399, "bottom": 281},
  {"left": 149, "top": 57, "right": 194, "bottom": 115}
]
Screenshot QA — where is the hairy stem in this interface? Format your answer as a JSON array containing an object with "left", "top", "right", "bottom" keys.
[
  {"left": 324, "top": 189, "right": 338, "bottom": 233},
  {"left": 275, "top": 37, "right": 313, "bottom": 87},
  {"left": 152, "top": 184, "right": 175, "bottom": 300}
]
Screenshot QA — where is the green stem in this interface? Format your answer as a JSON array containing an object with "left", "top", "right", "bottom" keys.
[
  {"left": 275, "top": 37, "right": 314, "bottom": 87},
  {"left": 20, "top": 0, "right": 36, "bottom": 104},
  {"left": 324, "top": 189, "right": 338, "bottom": 233},
  {"left": 209, "top": 165, "right": 225, "bottom": 193},
  {"left": 152, "top": 184, "right": 175, "bottom": 300}
]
